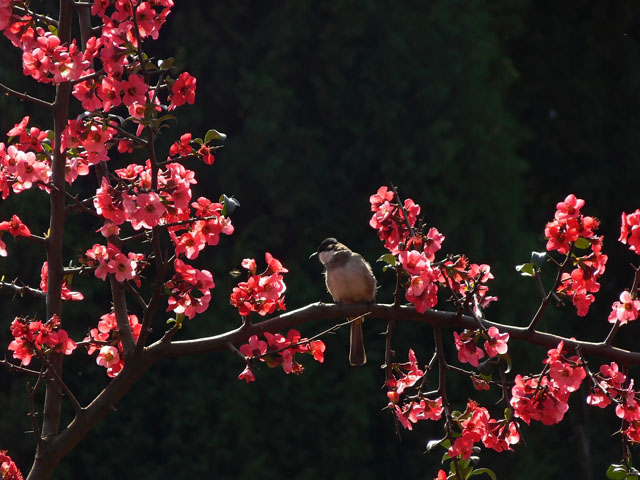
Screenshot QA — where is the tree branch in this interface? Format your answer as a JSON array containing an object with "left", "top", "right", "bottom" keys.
[
  {"left": 148, "top": 302, "right": 640, "bottom": 365},
  {"left": 0, "top": 82, "right": 53, "bottom": 110}
]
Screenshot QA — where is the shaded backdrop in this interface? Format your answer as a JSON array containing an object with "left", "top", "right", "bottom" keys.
[{"left": 1, "top": 0, "right": 640, "bottom": 478}]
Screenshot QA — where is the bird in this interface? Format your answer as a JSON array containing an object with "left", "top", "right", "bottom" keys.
[{"left": 310, "top": 237, "right": 376, "bottom": 366}]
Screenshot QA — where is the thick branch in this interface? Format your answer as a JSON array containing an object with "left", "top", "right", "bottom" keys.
[{"left": 150, "top": 303, "right": 640, "bottom": 365}]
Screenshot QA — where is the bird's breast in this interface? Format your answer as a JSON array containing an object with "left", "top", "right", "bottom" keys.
[{"left": 325, "top": 261, "right": 376, "bottom": 303}]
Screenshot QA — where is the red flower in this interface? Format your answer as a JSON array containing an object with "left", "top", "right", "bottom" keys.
[
  {"left": 171, "top": 72, "right": 196, "bottom": 107},
  {"left": 0, "top": 215, "right": 30, "bottom": 237},
  {"left": 0, "top": 450, "right": 24, "bottom": 480},
  {"left": 620, "top": 210, "right": 640, "bottom": 254},
  {"left": 484, "top": 326, "right": 509, "bottom": 357},
  {"left": 453, "top": 330, "right": 484, "bottom": 367}
]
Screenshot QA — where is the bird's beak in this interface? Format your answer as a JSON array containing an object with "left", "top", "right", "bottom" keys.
[{"left": 309, "top": 251, "right": 318, "bottom": 260}]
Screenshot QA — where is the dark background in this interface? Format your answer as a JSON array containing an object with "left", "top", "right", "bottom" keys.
[{"left": 2, "top": 1, "right": 640, "bottom": 478}]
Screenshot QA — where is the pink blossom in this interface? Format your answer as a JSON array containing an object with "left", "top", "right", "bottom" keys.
[
  {"left": 96, "top": 346, "right": 120, "bottom": 368},
  {"left": 608, "top": 290, "right": 640, "bottom": 325},
  {"left": 484, "top": 326, "right": 509, "bottom": 357}
]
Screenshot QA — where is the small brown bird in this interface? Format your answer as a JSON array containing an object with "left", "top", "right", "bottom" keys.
[{"left": 310, "top": 238, "right": 376, "bottom": 366}]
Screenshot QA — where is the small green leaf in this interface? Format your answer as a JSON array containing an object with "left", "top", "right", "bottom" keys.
[
  {"left": 158, "top": 114, "right": 177, "bottom": 123},
  {"left": 48, "top": 24, "right": 58, "bottom": 35},
  {"left": 515, "top": 263, "right": 536, "bottom": 277},
  {"left": 499, "top": 353, "right": 512, "bottom": 373},
  {"left": 504, "top": 407, "right": 513, "bottom": 420},
  {"left": 193, "top": 137, "right": 204, "bottom": 145},
  {"left": 219, "top": 194, "right": 240, "bottom": 215},
  {"left": 470, "top": 467, "right": 497, "bottom": 480},
  {"left": 377, "top": 253, "right": 397, "bottom": 266},
  {"left": 158, "top": 57, "right": 175, "bottom": 69},
  {"left": 426, "top": 437, "right": 447, "bottom": 452},
  {"left": 574, "top": 237, "right": 591, "bottom": 249},
  {"left": 607, "top": 464, "right": 629, "bottom": 480},
  {"left": 205, "top": 128, "right": 227, "bottom": 143},
  {"left": 530, "top": 251, "right": 547, "bottom": 266}
]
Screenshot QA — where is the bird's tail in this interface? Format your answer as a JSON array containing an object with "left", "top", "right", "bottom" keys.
[{"left": 349, "top": 318, "right": 367, "bottom": 366}]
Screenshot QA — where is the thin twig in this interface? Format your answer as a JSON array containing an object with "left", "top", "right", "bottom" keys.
[
  {"left": 43, "top": 356, "right": 84, "bottom": 415},
  {"left": 0, "top": 358, "right": 41, "bottom": 375},
  {"left": 0, "top": 82, "right": 53, "bottom": 110},
  {"left": 26, "top": 380, "right": 44, "bottom": 447},
  {"left": 527, "top": 246, "right": 574, "bottom": 333},
  {"left": 0, "top": 280, "right": 46, "bottom": 298}
]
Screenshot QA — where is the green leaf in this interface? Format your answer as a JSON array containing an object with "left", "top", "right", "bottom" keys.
[
  {"left": 499, "top": 353, "right": 512, "bottom": 373},
  {"left": 530, "top": 251, "right": 547, "bottom": 266},
  {"left": 607, "top": 464, "right": 629, "bottom": 480},
  {"left": 470, "top": 467, "right": 497, "bottom": 480},
  {"left": 158, "top": 57, "right": 174, "bottom": 69},
  {"left": 515, "top": 263, "right": 536, "bottom": 277},
  {"left": 377, "top": 253, "right": 397, "bottom": 266},
  {"left": 204, "top": 128, "right": 227, "bottom": 143},
  {"left": 426, "top": 437, "right": 447, "bottom": 452},
  {"left": 219, "top": 194, "right": 240, "bottom": 215},
  {"left": 158, "top": 114, "right": 177, "bottom": 124},
  {"left": 574, "top": 237, "right": 591, "bottom": 249}
]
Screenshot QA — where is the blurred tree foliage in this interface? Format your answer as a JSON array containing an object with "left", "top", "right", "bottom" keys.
[{"left": 2, "top": 0, "right": 640, "bottom": 478}]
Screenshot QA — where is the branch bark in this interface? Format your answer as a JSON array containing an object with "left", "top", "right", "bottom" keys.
[{"left": 150, "top": 302, "right": 640, "bottom": 365}]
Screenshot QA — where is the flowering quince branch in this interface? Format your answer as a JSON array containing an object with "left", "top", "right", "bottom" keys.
[{"left": 2, "top": 4, "right": 640, "bottom": 480}]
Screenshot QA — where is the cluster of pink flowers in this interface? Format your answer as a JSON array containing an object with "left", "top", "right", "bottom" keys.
[
  {"left": 0, "top": 214, "right": 30, "bottom": 256},
  {"left": 385, "top": 349, "right": 444, "bottom": 430},
  {"left": 510, "top": 341, "right": 585, "bottom": 426},
  {"left": 83, "top": 311, "right": 142, "bottom": 377},
  {"left": 237, "top": 330, "right": 326, "bottom": 382},
  {"left": 0, "top": 117, "right": 51, "bottom": 196},
  {"left": 370, "top": 186, "right": 443, "bottom": 312},
  {"left": 8, "top": 315, "right": 77, "bottom": 366},
  {"left": 369, "top": 186, "right": 422, "bottom": 254},
  {"left": 585, "top": 361, "right": 640, "bottom": 444},
  {"left": 169, "top": 197, "right": 234, "bottom": 260},
  {"left": 453, "top": 326, "right": 509, "bottom": 368},
  {"left": 441, "top": 256, "right": 498, "bottom": 315},
  {"left": 0, "top": 450, "right": 23, "bottom": 480},
  {"left": 230, "top": 253, "right": 288, "bottom": 317},
  {"left": 448, "top": 400, "right": 520, "bottom": 459},
  {"left": 83, "top": 243, "right": 145, "bottom": 284},
  {"left": 545, "top": 194, "right": 607, "bottom": 316},
  {"left": 0, "top": 0, "right": 199, "bottom": 198},
  {"left": 370, "top": 186, "right": 498, "bottom": 317},
  {"left": 165, "top": 259, "right": 215, "bottom": 320},
  {"left": 397, "top": 249, "right": 441, "bottom": 313}
]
